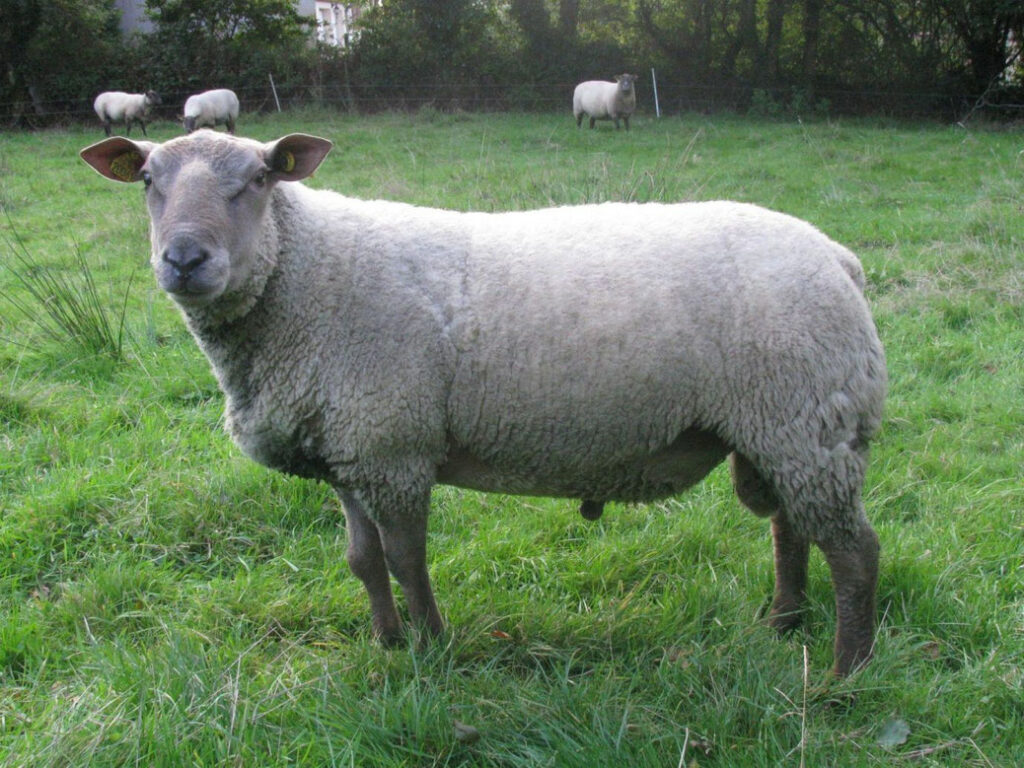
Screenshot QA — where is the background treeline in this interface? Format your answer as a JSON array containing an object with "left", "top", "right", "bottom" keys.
[{"left": 2, "top": 0, "right": 1023, "bottom": 125}]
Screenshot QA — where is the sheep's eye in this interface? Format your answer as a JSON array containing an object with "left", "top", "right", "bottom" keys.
[
  {"left": 252, "top": 170, "right": 268, "bottom": 187},
  {"left": 141, "top": 171, "right": 152, "bottom": 188}
]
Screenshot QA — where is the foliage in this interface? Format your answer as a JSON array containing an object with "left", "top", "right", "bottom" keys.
[
  {"left": 1, "top": 224, "right": 132, "bottom": 361},
  {"left": 632, "top": 0, "right": 1023, "bottom": 115},
  {"left": 140, "top": 0, "right": 313, "bottom": 96},
  {"left": 0, "top": 0, "right": 42, "bottom": 110},
  {"left": 352, "top": 0, "right": 513, "bottom": 107},
  {"left": 0, "top": 0, "right": 122, "bottom": 126}
]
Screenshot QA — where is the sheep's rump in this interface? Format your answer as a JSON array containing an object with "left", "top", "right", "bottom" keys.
[{"left": 184, "top": 89, "right": 239, "bottom": 130}]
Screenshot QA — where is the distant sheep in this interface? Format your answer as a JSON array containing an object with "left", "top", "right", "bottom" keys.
[
  {"left": 93, "top": 91, "right": 161, "bottom": 137},
  {"left": 183, "top": 89, "right": 239, "bottom": 133},
  {"left": 573, "top": 75, "right": 637, "bottom": 130},
  {"left": 80, "top": 130, "right": 887, "bottom": 676}
]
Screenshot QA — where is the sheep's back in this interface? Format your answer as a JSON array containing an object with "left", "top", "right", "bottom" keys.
[
  {"left": 443, "top": 201, "right": 882, "bottom": 495},
  {"left": 184, "top": 89, "right": 239, "bottom": 120},
  {"left": 94, "top": 91, "right": 134, "bottom": 120},
  {"left": 573, "top": 81, "right": 616, "bottom": 113}
]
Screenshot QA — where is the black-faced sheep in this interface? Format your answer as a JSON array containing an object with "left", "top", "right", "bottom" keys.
[
  {"left": 93, "top": 90, "right": 161, "bottom": 137},
  {"left": 183, "top": 89, "right": 239, "bottom": 133},
  {"left": 79, "top": 131, "right": 887, "bottom": 676},
  {"left": 573, "top": 75, "right": 637, "bottom": 130}
]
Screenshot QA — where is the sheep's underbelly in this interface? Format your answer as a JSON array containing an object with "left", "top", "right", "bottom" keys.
[{"left": 437, "top": 428, "right": 730, "bottom": 501}]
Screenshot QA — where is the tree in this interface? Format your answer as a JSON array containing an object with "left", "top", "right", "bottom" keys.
[
  {"left": 0, "top": 0, "right": 42, "bottom": 121},
  {"left": 353, "top": 0, "right": 505, "bottom": 106},
  {"left": 940, "top": 0, "right": 1024, "bottom": 93},
  {"left": 1, "top": 0, "right": 122, "bottom": 124},
  {"left": 143, "top": 0, "right": 311, "bottom": 91}
]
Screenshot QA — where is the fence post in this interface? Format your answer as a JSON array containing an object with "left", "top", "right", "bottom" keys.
[
  {"left": 651, "top": 68, "right": 661, "bottom": 118},
  {"left": 268, "top": 73, "right": 282, "bottom": 113}
]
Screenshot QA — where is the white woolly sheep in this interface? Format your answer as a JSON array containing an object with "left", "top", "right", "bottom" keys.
[
  {"left": 93, "top": 90, "right": 161, "bottom": 137},
  {"left": 183, "top": 88, "right": 239, "bottom": 133},
  {"left": 573, "top": 74, "right": 637, "bottom": 130},
  {"left": 80, "top": 131, "right": 887, "bottom": 676}
]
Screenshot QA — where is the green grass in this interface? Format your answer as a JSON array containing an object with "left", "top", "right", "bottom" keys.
[{"left": 1, "top": 110, "right": 1022, "bottom": 766}]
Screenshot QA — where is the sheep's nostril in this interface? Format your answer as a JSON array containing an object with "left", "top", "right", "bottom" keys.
[{"left": 163, "top": 239, "right": 209, "bottom": 277}]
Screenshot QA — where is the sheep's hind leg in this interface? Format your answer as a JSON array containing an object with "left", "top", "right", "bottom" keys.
[
  {"left": 769, "top": 514, "right": 810, "bottom": 633},
  {"left": 337, "top": 489, "right": 403, "bottom": 644},
  {"left": 818, "top": 523, "right": 879, "bottom": 676},
  {"left": 730, "top": 452, "right": 808, "bottom": 632}
]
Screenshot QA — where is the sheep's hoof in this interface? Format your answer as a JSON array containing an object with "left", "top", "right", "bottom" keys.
[
  {"left": 375, "top": 626, "right": 406, "bottom": 649},
  {"left": 580, "top": 499, "right": 604, "bottom": 520},
  {"left": 768, "top": 606, "right": 805, "bottom": 635}
]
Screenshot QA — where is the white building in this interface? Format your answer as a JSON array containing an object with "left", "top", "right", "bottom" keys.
[
  {"left": 114, "top": 0, "right": 153, "bottom": 35},
  {"left": 306, "top": 2, "right": 372, "bottom": 48}
]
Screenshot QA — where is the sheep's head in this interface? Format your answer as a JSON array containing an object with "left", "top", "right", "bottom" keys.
[
  {"left": 615, "top": 74, "right": 637, "bottom": 94},
  {"left": 80, "top": 131, "right": 332, "bottom": 311}
]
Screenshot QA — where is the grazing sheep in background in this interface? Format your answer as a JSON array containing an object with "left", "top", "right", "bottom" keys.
[
  {"left": 79, "top": 130, "right": 887, "bottom": 676},
  {"left": 573, "top": 74, "right": 637, "bottom": 130},
  {"left": 93, "top": 90, "right": 161, "bottom": 137},
  {"left": 183, "top": 88, "right": 239, "bottom": 133}
]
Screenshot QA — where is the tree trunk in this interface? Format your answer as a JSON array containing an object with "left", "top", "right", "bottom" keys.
[
  {"left": 802, "top": 0, "right": 822, "bottom": 91},
  {"left": 559, "top": 0, "right": 579, "bottom": 39},
  {"left": 765, "top": 0, "right": 787, "bottom": 84}
]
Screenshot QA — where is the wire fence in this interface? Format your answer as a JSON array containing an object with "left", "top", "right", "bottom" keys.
[{"left": 3, "top": 76, "right": 1021, "bottom": 127}]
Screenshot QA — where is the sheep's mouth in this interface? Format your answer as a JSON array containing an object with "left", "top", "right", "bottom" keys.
[
  {"left": 154, "top": 262, "right": 227, "bottom": 305},
  {"left": 153, "top": 237, "right": 230, "bottom": 304}
]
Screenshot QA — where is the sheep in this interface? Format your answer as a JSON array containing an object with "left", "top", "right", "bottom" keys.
[
  {"left": 573, "top": 74, "right": 637, "bottom": 130},
  {"left": 79, "top": 130, "right": 887, "bottom": 676},
  {"left": 93, "top": 90, "right": 161, "bottom": 137},
  {"left": 183, "top": 88, "right": 239, "bottom": 134}
]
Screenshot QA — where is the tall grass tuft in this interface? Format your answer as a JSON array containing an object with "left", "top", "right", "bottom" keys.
[{"left": 1, "top": 220, "right": 132, "bottom": 361}]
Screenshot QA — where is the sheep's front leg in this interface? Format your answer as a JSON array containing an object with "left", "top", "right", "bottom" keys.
[
  {"left": 376, "top": 495, "right": 444, "bottom": 639},
  {"left": 337, "top": 490, "right": 403, "bottom": 643},
  {"left": 338, "top": 487, "right": 444, "bottom": 643}
]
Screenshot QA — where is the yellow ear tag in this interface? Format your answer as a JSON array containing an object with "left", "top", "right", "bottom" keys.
[
  {"left": 110, "top": 151, "right": 142, "bottom": 182},
  {"left": 280, "top": 151, "right": 296, "bottom": 173}
]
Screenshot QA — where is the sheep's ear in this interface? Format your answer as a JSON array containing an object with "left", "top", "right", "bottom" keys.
[
  {"left": 80, "top": 137, "right": 154, "bottom": 183},
  {"left": 264, "top": 134, "right": 333, "bottom": 182}
]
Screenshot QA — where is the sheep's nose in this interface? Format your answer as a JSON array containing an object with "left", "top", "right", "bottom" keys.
[{"left": 162, "top": 238, "right": 209, "bottom": 277}]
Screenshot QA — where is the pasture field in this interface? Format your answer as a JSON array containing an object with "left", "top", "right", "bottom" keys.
[{"left": 0, "top": 111, "right": 1022, "bottom": 766}]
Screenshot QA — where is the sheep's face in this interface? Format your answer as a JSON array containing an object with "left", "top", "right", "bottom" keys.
[
  {"left": 615, "top": 74, "right": 637, "bottom": 94},
  {"left": 80, "top": 131, "right": 332, "bottom": 311}
]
